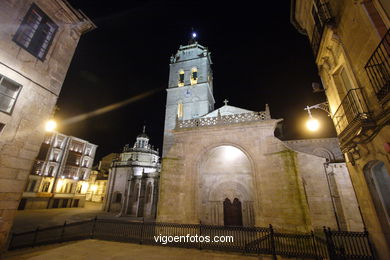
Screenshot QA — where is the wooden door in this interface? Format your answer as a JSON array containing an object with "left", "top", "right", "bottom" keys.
[{"left": 223, "top": 198, "right": 243, "bottom": 226}]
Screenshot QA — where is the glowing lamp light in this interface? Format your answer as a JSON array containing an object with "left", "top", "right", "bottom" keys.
[
  {"left": 45, "top": 119, "right": 57, "bottom": 132},
  {"left": 192, "top": 32, "right": 197, "bottom": 38},
  {"left": 306, "top": 117, "right": 320, "bottom": 132}
]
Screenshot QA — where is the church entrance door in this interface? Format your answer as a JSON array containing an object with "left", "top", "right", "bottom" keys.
[{"left": 223, "top": 198, "right": 243, "bottom": 226}]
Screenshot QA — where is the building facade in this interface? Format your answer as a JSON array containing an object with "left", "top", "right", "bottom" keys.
[
  {"left": 86, "top": 153, "right": 118, "bottom": 203},
  {"left": 0, "top": 0, "right": 94, "bottom": 248},
  {"left": 20, "top": 132, "right": 97, "bottom": 210},
  {"left": 291, "top": 0, "right": 389, "bottom": 258},
  {"left": 157, "top": 41, "right": 364, "bottom": 233},
  {"left": 104, "top": 128, "right": 160, "bottom": 219}
]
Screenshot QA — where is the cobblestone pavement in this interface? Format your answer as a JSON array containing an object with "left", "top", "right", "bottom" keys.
[
  {"left": 11, "top": 202, "right": 139, "bottom": 233},
  {"left": 3, "top": 239, "right": 263, "bottom": 260}
]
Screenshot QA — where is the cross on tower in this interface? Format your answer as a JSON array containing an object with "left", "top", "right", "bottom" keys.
[{"left": 223, "top": 99, "right": 229, "bottom": 106}]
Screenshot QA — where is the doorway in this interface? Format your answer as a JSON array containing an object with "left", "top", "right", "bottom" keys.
[{"left": 223, "top": 198, "right": 243, "bottom": 226}]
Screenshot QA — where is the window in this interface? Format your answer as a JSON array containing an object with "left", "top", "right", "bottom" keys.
[
  {"left": 27, "top": 180, "right": 37, "bottom": 192},
  {"left": 41, "top": 182, "right": 50, "bottom": 192},
  {"left": 13, "top": 4, "right": 58, "bottom": 61},
  {"left": 190, "top": 68, "right": 198, "bottom": 85},
  {"left": 177, "top": 102, "right": 183, "bottom": 118},
  {"left": 0, "top": 75, "right": 22, "bottom": 114},
  {"left": 178, "top": 70, "right": 184, "bottom": 87},
  {"left": 48, "top": 166, "right": 54, "bottom": 176}
]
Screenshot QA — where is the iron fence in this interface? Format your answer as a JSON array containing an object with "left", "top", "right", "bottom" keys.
[
  {"left": 9, "top": 218, "right": 376, "bottom": 259},
  {"left": 365, "top": 28, "right": 390, "bottom": 103}
]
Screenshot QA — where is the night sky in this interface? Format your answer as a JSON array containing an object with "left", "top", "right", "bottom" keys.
[{"left": 57, "top": 1, "right": 336, "bottom": 162}]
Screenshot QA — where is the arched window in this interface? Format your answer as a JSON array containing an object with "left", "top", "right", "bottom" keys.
[
  {"left": 178, "top": 70, "right": 184, "bottom": 87},
  {"left": 177, "top": 102, "right": 183, "bottom": 118},
  {"left": 190, "top": 67, "right": 198, "bottom": 85}
]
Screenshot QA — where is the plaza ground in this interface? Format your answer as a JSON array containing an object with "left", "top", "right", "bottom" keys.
[
  {"left": 3, "top": 239, "right": 265, "bottom": 260},
  {"left": 11, "top": 202, "right": 140, "bottom": 233}
]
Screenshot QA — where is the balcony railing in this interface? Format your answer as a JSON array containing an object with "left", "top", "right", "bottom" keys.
[
  {"left": 332, "top": 88, "right": 374, "bottom": 148},
  {"left": 311, "top": 0, "right": 334, "bottom": 58},
  {"left": 365, "top": 28, "right": 390, "bottom": 103}
]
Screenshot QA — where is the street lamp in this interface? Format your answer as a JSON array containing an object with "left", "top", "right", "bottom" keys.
[
  {"left": 304, "top": 102, "right": 330, "bottom": 132},
  {"left": 45, "top": 119, "right": 57, "bottom": 132}
]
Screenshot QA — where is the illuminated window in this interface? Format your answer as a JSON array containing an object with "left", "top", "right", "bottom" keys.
[
  {"left": 190, "top": 67, "right": 198, "bottom": 85},
  {"left": 177, "top": 102, "right": 183, "bottom": 118},
  {"left": 178, "top": 70, "right": 184, "bottom": 87},
  {"left": 13, "top": 4, "right": 58, "bottom": 61}
]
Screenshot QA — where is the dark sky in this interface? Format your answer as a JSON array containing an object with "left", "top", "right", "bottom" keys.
[{"left": 58, "top": 1, "right": 336, "bottom": 162}]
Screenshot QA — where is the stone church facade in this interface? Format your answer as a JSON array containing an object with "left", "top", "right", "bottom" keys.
[
  {"left": 157, "top": 41, "right": 364, "bottom": 232},
  {"left": 104, "top": 127, "right": 160, "bottom": 219}
]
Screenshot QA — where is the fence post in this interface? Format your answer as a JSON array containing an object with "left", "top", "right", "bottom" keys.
[
  {"left": 140, "top": 219, "right": 144, "bottom": 244},
  {"left": 311, "top": 230, "right": 319, "bottom": 259},
  {"left": 269, "top": 224, "right": 276, "bottom": 260},
  {"left": 91, "top": 216, "right": 97, "bottom": 239},
  {"left": 60, "top": 221, "right": 67, "bottom": 242},
  {"left": 32, "top": 226, "right": 39, "bottom": 248},
  {"left": 364, "top": 227, "right": 377, "bottom": 260},
  {"left": 324, "top": 226, "right": 336, "bottom": 260},
  {"left": 199, "top": 221, "right": 202, "bottom": 250}
]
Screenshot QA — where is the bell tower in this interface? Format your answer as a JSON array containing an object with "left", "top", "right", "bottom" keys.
[{"left": 163, "top": 40, "right": 215, "bottom": 156}]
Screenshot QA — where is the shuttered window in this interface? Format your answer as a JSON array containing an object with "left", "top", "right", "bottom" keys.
[{"left": 13, "top": 4, "right": 58, "bottom": 61}]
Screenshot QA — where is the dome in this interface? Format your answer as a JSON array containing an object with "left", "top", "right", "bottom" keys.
[{"left": 137, "top": 132, "right": 149, "bottom": 139}]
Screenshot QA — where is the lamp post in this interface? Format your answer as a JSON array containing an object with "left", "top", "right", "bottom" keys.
[{"left": 304, "top": 102, "right": 330, "bottom": 131}]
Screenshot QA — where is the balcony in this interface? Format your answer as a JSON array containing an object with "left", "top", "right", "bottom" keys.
[
  {"left": 311, "top": 0, "right": 334, "bottom": 59},
  {"left": 332, "top": 88, "right": 375, "bottom": 151},
  {"left": 365, "top": 28, "right": 390, "bottom": 104}
]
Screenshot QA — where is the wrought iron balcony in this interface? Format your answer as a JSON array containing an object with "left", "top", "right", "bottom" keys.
[
  {"left": 332, "top": 88, "right": 375, "bottom": 150},
  {"left": 311, "top": 0, "right": 334, "bottom": 58},
  {"left": 365, "top": 28, "right": 390, "bottom": 104}
]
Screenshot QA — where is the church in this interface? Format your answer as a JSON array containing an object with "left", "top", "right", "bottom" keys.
[
  {"left": 104, "top": 127, "right": 160, "bottom": 218},
  {"left": 156, "top": 41, "right": 364, "bottom": 232}
]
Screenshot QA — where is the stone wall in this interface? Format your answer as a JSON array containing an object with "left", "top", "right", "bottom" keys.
[
  {"left": 0, "top": 0, "right": 94, "bottom": 249},
  {"left": 157, "top": 119, "right": 361, "bottom": 233}
]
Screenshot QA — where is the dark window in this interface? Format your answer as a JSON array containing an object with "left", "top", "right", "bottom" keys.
[
  {"left": 0, "top": 75, "right": 22, "bottom": 114},
  {"left": 28, "top": 180, "right": 37, "bottom": 192},
  {"left": 192, "top": 71, "right": 197, "bottom": 80},
  {"left": 13, "top": 4, "right": 58, "bottom": 61}
]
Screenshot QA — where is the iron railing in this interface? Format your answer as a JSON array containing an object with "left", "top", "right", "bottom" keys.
[
  {"left": 365, "top": 28, "right": 390, "bottom": 103},
  {"left": 311, "top": 0, "right": 334, "bottom": 58},
  {"left": 332, "top": 88, "right": 372, "bottom": 135},
  {"left": 8, "top": 218, "right": 376, "bottom": 259}
]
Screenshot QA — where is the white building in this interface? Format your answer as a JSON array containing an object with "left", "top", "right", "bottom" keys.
[
  {"left": 20, "top": 132, "right": 97, "bottom": 209},
  {"left": 104, "top": 127, "right": 160, "bottom": 219}
]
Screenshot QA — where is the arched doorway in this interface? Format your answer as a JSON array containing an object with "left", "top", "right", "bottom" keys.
[
  {"left": 223, "top": 198, "right": 243, "bottom": 226},
  {"left": 364, "top": 161, "right": 390, "bottom": 244},
  {"left": 199, "top": 145, "right": 254, "bottom": 226}
]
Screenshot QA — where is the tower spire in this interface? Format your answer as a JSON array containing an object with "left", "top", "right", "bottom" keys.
[{"left": 142, "top": 125, "right": 146, "bottom": 133}]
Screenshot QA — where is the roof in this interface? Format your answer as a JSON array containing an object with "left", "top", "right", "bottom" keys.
[{"left": 202, "top": 105, "right": 253, "bottom": 118}]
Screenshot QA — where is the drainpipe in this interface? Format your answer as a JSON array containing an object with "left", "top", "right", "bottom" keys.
[{"left": 323, "top": 162, "right": 341, "bottom": 231}]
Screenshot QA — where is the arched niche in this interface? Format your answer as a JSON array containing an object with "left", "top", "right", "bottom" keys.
[{"left": 198, "top": 145, "right": 254, "bottom": 226}]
